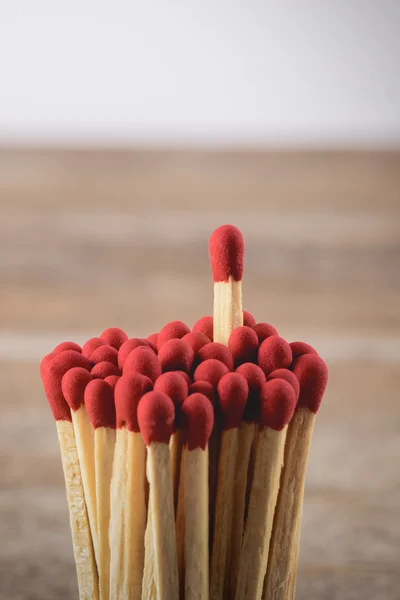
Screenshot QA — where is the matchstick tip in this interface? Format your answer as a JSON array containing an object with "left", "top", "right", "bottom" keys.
[
  {"left": 90, "top": 344, "right": 119, "bottom": 366},
  {"left": 157, "top": 320, "right": 191, "bottom": 350},
  {"left": 289, "top": 341, "right": 318, "bottom": 364},
  {"left": 253, "top": 322, "right": 279, "bottom": 344},
  {"left": 181, "top": 331, "right": 211, "bottom": 354},
  {"left": 84, "top": 378, "right": 116, "bottom": 429},
  {"left": 192, "top": 315, "right": 214, "bottom": 341},
  {"left": 258, "top": 335, "right": 292, "bottom": 375},
  {"left": 228, "top": 326, "right": 259, "bottom": 366},
  {"left": 181, "top": 393, "right": 214, "bottom": 450},
  {"left": 209, "top": 224, "right": 244, "bottom": 283},
  {"left": 158, "top": 338, "right": 194, "bottom": 374},
  {"left": 260, "top": 378, "right": 297, "bottom": 430},
  {"left": 217, "top": 372, "right": 249, "bottom": 429},
  {"left": 100, "top": 327, "right": 128, "bottom": 349},
  {"left": 137, "top": 390, "right": 175, "bottom": 445},
  {"left": 242, "top": 310, "right": 256, "bottom": 327},
  {"left": 292, "top": 354, "right": 328, "bottom": 413},
  {"left": 104, "top": 374, "right": 120, "bottom": 389},
  {"left": 123, "top": 346, "right": 161, "bottom": 383},
  {"left": 115, "top": 372, "right": 153, "bottom": 431},
  {"left": 53, "top": 341, "right": 82, "bottom": 355},
  {"left": 188, "top": 380, "right": 216, "bottom": 404},
  {"left": 118, "top": 338, "right": 156, "bottom": 370},
  {"left": 235, "top": 362, "right": 266, "bottom": 422},
  {"left": 267, "top": 368, "right": 300, "bottom": 400},
  {"left": 198, "top": 342, "right": 234, "bottom": 371},
  {"left": 62, "top": 367, "right": 93, "bottom": 412},
  {"left": 154, "top": 372, "right": 189, "bottom": 407},
  {"left": 81, "top": 337, "right": 105, "bottom": 358},
  {"left": 194, "top": 358, "right": 230, "bottom": 387},
  {"left": 91, "top": 361, "right": 121, "bottom": 379}
]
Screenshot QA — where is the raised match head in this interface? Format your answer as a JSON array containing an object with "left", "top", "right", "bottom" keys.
[
  {"left": 209, "top": 224, "right": 244, "bottom": 283},
  {"left": 100, "top": 327, "right": 128, "bottom": 349}
]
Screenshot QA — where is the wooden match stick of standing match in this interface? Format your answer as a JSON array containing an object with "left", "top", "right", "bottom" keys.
[
  {"left": 110, "top": 373, "right": 152, "bottom": 600},
  {"left": 84, "top": 379, "right": 116, "bottom": 600},
  {"left": 263, "top": 354, "right": 328, "bottom": 600},
  {"left": 138, "top": 391, "right": 179, "bottom": 600},
  {"left": 210, "top": 372, "right": 248, "bottom": 600},
  {"left": 41, "top": 351, "right": 99, "bottom": 600},
  {"left": 180, "top": 393, "right": 214, "bottom": 600},
  {"left": 209, "top": 224, "right": 244, "bottom": 345},
  {"left": 235, "top": 379, "right": 297, "bottom": 600}
]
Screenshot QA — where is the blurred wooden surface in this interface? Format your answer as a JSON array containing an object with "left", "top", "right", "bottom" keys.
[{"left": 0, "top": 149, "right": 399, "bottom": 599}]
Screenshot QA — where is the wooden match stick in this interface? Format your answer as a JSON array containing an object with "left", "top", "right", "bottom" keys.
[
  {"left": 138, "top": 390, "right": 179, "bottom": 600},
  {"left": 263, "top": 354, "right": 328, "bottom": 600},
  {"left": 110, "top": 372, "right": 152, "bottom": 600},
  {"left": 210, "top": 372, "right": 248, "bottom": 600},
  {"left": 235, "top": 379, "right": 297, "bottom": 600},
  {"left": 84, "top": 379, "right": 116, "bottom": 600},
  {"left": 41, "top": 350, "right": 99, "bottom": 600},
  {"left": 209, "top": 224, "right": 244, "bottom": 345},
  {"left": 229, "top": 362, "right": 266, "bottom": 597},
  {"left": 180, "top": 392, "right": 214, "bottom": 600}
]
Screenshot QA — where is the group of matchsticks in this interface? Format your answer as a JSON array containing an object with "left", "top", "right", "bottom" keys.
[{"left": 40, "top": 225, "right": 328, "bottom": 600}]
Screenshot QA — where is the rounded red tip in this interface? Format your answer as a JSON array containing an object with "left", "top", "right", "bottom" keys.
[
  {"left": 260, "top": 379, "right": 296, "bottom": 430},
  {"left": 292, "top": 354, "right": 328, "bottom": 413},
  {"left": 104, "top": 375, "right": 120, "bottom": 389},
  {"left": 43, "top": 351, "right": 91, "bottom": 421},
  {"left": 154, "top": 372, "right": 189, "bottom": 407},
  {"left": 289, "top": 341, "right": 318, "bottom": 363},
  {"left": 258, "top": 335, "right": 292, "bottom": 376},
  {"left": 147, "top": 332, "right": 159, "bottom": 348},
  {"left": 123, "top": 346, "right": 161, "bottom": 383},
  {"left": 235, "top": 362, "right": 266, "bottom": 423},
  {"left": 142, "top": 338, "right": 158, "bottom": 354},
  {"left": 100, "top": 327, "right": 128, "bottom": 350},
  {"left": 62, "top": 367, "right": 92, "bottom": 412},
  {"left": 175, "top": 371, "right": 192, "bottom": 387},
  {"left": 192, "top": 316, "right": 214, "bottom": 341},
  {"left": 40, "top": 352, "right": 56, "bottom": 382},
  {"left": 228, "top": 326, "right": 259, "bottom": 366},
  {"left": 115, "top": 373, "right": 153, "bottom": 431},
  {"left": 53, "top": 341, "right": 82, "bottom": 355},
  {"left": 158, "top": 339, "right": 194, "bottom": 374},
  {"left": 137, "top": 391, "right": 175, "bottom": 445},
  {"left": 181, "top": 393, "right": 214, "bottom": 450},
  {"left": 209, "top": 224, "right": 244, "bottom": 283},
  {"left": 157, "top": 320, "right": 190, "bottom": 350},
  {"left": 82, "top": 337, "right": 105, "bottom": 359},
  {"left": 85, "top": 379, "right": 116, "bottom": 429},
  {"left": 90, "top": 345, "right": 119, "bottom": 366},
  {"left": 181, "top": 331, "right": 211, "bottom": 354},
  {"left": 194, "top": 359, "right": 229, "bottom": 387},
  {"left": 197, "top": 342, "right": 234, "bottom": 371},
  {"left": 189, "top": 380, "right": 216, "bottom": 404},
  {"left": 91, "top": 361, "right": 121, "bottom": 379},
  {"left": 253, "top": 323, "right": 279, "bottom": 344},
  {"left": 118, "top": 338, "right": 154, "bottom": 369},
  {"left": 243, "top": 310, "right": 256, "bottom": 328},
  {"left": 217, "top": 372, "right": 248, "bottom": 429},
  {"left": 267, "top": 369, "right": 300, "bottom": 401}
]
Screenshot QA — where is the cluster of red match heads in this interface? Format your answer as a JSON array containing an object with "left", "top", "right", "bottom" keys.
[{"left": 40, "top": 314, "right": 328, "bottom": 449}]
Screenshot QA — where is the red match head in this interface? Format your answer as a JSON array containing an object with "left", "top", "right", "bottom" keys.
[
  {"left": 85, "top": 379, "right": 116, "bottom": 429},
  {"left": 253, "top": 323, "right": 278, "bottom": 344},
  {"left": 260, "top": 379, "right": 296, "bottom": 431},
  {"left": 258, "top": 335, "right": 292, "bottom": 376},
  {"left": 118, "top": 338, "right": 154, "bottom": 369},
  {"left": 104, "top": 375, "right": 120, "bottom": 389},
  {"left": 175, "top": 371, "right": 192, "bottom": 387},
  {"left": 189, "top": 380, "right": 216, "bottom": 404},
  {"left": 194, "top": 359, "right": 230, "bottom": 387},
  {"left": 229, "top": 326, "right": 259, "bottom": 366},
  {"left": 181, "top": 393, "right": 214, "bottom": 450},
  {"left": 209, "top": 224, "right": 244, "bottom": 283},
  {"left": 217, "top": 372, "right": 248, "bottom": 430},
  {"left": 43, "top": 351, "right": 91, "bottom": 421},
  {"left": 267, "top": 369, "right": 300, "bottom": 401},
  {"left": 289, "top": 341, "right": 318, "bottom": 363},
  {"left": 147, "top": 332, "right": 159, "bottom": 348},
  {"left": 154, "top": 372, "right": 189, "bottom": 407},
  {"left": 158, "top": 338, "right": 194, "bottom": 374},
  {"left": 243, "top": 310, "right": 256, "bottom": 328},
  {"left": 235, "top": 362, "right": 266, "bottom": 423},
  {"left": 192, "top": 316, "right": 214, "bottom": 341},
  {"left": 90, "top": 345, "right": 119, "bottom": 366},
  {"left": 157, "top": 320, "right": 190, "bottom": 350},
  {"left": 181, "top": 331, "right": 211, "bottom": 354},
  {"left": 91, "top": 361, "right": 121, "bottom": 379},
  {"left": 197, "top": 342, "right": 234, "bottom": 371},
  {"left": 142, "top": 338, "right": 158, "bottom": 354},
  {"left": 40, "top": 352, "right": 56, "bottom": 382},
  {"left": 100, "top": 327, "right": 128, "bottom": 350},
  {"left": 53, "top": 341, "right": 82, "bottom": 355},
  {"left": 115, "top": 372, "right": 153, "bottom": 431},
  {"left": 82, "top": 337, "right": 105, "bottom": 359},
  {"left": 292, "top": 354, "right": 328, "bottom": 413},
  {"left": 62, "top": 367, "right": 92, "bottom": 412},
  {"left": 123, "top": 346, "right": 161, "bottom": 383},
  {"left": 137, "top": 391, "right": 175, "bottom": 445}
]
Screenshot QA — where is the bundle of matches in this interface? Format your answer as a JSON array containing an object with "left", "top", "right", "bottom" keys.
[{"left": 40, "top": 224, "right": 328, "bottom": 600}]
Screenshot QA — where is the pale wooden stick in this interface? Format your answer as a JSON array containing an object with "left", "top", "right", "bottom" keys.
[
  {"left": 208, "top": 418, "right": 221, "bottom": 554},
  {"left": 263, "top": 408, "right": 315, "bottom": 600},
  {"left": 56, "top": 420, "right": 99, "bottom": 600},
  {"left": 235, "top": 427, "right": 287, "bottom": 600},
  {"left": 170, "top": 428, "right": 183, "bottom": 512},
  {"left": 148, "top": 442, "right": 179, "bottom": 600},
  {"left": 213, "top": 276, "right": 243, "bottom": 346},
  {"left": 184, "top": 446, "right": 209, "bottom": 600},
  {"left": 142, "top": 493, "right": 157, "bottom": 600},
  {"left": 210, "top": 427, "right": 239, "bottom": 600},
  {"left": 228, "top": 421, "right": 256, "bottom": 597},
  {"left": 72, "top": 406, "right": 99, "bottom": 563},
  {"left": 94, "top": 427, "right": 115, "bottom": 600},
  {"left": 109, "top": 428, "right": 128, "bottom": 600},
  {"left": 175, "top": 450, "right": 186, "bottom": 599}
]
